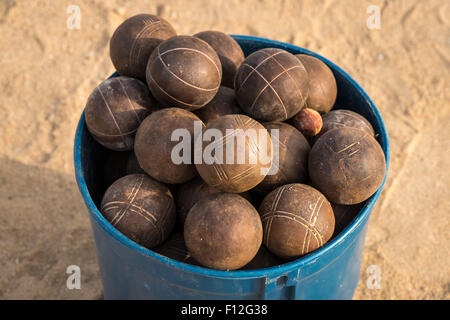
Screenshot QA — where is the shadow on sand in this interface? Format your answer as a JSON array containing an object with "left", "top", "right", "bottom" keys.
[{"left": 0, "top": 157, "right": 103, "bottom": 299}]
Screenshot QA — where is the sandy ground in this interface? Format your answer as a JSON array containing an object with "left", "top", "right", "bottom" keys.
[{"left": 0, "top": 0, "right": 448, "bottom": 299}]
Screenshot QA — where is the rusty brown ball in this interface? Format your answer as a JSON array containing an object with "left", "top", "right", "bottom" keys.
[
  {"left": 194, "top": 31, "right": 245, "bottom": 88},
  {"left": 176, "top": 177, "right": 252, "bottom": 226},
  {"left": 146, "top": 35, "right": 222, "bottom": 110},
  {"left": 135, "top": 108, "right": 204, "bottom": 184},
  {"left": 195, "top": 114, "right": 272, "bottom": 193},
  {"left": 259, "top": 183, "right": 335, "bottom": 259},
  {"left": 292, "top": 107, "right": 323, "bottom": 137},
  {"left": 176, "top": 177, "right": 221, "bottom": 226},
  {"left": 85, "top": 76, "right": 158, "bottom": 151},
  {"left": 309, "top": 127, "right": 386, "bottom": 205},
  {"left": 255, "top": 122, "right": 310, "bottom": 195},
  {"left": 110, "top": 14, "right": 177, "bottom": 81},
  {"left": 184, "top": 193, "right": 263, "bottom": 270},
  {"left": 234, "top": 48, "right": 309, "bottom": 121},
  {"left": 194, "top": 86, "right": 242, "bottom": 124},
  {"left": 316, "top": 109, "right": 375, "bottom": 141},
  {"left": 296, "top": 54, "right": 337, "bottom": 114},
  {"left": 101, "top": 174, "right": 176, "bottom": 248}
]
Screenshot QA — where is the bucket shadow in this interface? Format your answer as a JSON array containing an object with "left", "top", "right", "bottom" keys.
[{"left": 0, "top": 157, "right": 103, "bottom": 299}]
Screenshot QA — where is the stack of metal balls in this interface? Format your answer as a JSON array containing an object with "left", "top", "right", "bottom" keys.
[{"left": 84, "top": 14, "right": 386, "bottom": 271}]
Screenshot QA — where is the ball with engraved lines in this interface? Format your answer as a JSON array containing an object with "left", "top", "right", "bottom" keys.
[
  {"left": 234, "top": 48, "right": 309, "bottom": 122},
  {"left": 195, "top": 114, "right": 273, "bottom": 193},
  {"left": 110, "top": 14, "right": 177, "bottom": 81},
  {"left": 259, "top": 183, "right": 335, "bottom": 260},
  {"left": 85, "top": 76, "right": 158, "bottom": 151},
  {"left": 146, "top": 35, "right": 222, "bottom": 111},
  {"left": 101, "top": 174, "right": 176, "bottom": 249},
  {"left": 309, "top": 127, "right": 386, "bottom": 204}
]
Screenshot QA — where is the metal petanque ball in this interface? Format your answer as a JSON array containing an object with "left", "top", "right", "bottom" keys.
[
  {"left": 194, "top": 86, "right": 243, "bottom": 124},
  {"left": 146, "top": 35, "right": 222, "bottom": 111},
  {"left": 176, "top": 177, "right": 253, "bottom": 226},
  {"left": 195, "top": 114, "right": 273, "bottom": 193},
  {"left": 100, "top": 174, "right": 176, "bottom": 249},
  {"left": 184, "top": 193, "right": 263, "bottom": 270},
  {"left": 309, "top": 127, "right": 386, "bottom": 205},
  {"left": 175, "top": 177, "right": 222, "bottom": 226},
  {"left": 254, "top": 122, "right": 310, "bottom": 195},
  {"left": 296, "top": 54, "right": 337, "bottom": 114},
  {"left": 292, "top": 107, "right": 323, "bottom": 138},
  {"left": 234, "top": 48, "right": 309, "bottom": 122},
  {"left": 194, "top": 30, "right": 245, "bottom": 88},
  {"left": 259, "top": 183, "right": 335, "bottom": 260},
  {"left": 316, "top": 109, "right": 375, "bottom": 141},
  {"left": 110, "top": 14, "right": 176, "bottom": 81},
  {"left": 84, "top": 76, "right": 158, "bottom": 151},
  {"left": 134, "top": 108, "right": 204, "bottom": 184}
]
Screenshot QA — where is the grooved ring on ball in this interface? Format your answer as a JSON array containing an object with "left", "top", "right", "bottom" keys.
[
  {"left": 149, "top": 46, "right": 222, "bottom": 91},
  {"left": 236, "top": 50, "right": 285, "bottom": 92},
  {"left": 147, "top": 71, "right": 207, "bottom": 109},
  {"left": 151, "top": 46, "right": 221, "bottom": 92},
  {"left": 129, "top": 21, "right": 162, "bottom": 71}
]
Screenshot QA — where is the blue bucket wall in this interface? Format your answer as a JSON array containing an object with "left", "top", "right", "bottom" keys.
[{"left": 74, "top": 35, "right": 390, "bottom": 300}]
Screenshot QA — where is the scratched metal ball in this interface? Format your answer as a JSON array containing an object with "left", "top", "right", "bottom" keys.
[
  {"left": 254, "top": 122, "right": 310, "bottom": 195},
  {"left": 296, "top": 54, "right": 337, "bottom": 114},
  {"left": 176, "top": 177, "right": 221, "bottom": 226},
  {"left": 315, "top": 109, "right": 375, "bottom": 142},
  {"left": 100, "top": 174, "right": 176, "bottom": 248},
  {"left": 234, "top": 48, "right": 309, "bottom": 121},
  {"left": 194, "top": 86, "right": 242, "bottom": 124},
  {"left": 184, "top": 193, "right": 263, "bottom": 270},
  {"left": 110, "top": 14, "right": 177, "bottom": 81},
  {"left": 176, "top": 177, "right": 253, "bottom": 226},
  {"left": 195, "top": 114, "right": 273, "bottom": 193},
  {"left": 194, "top": 31, "right": 245, "bottom": 88},
  {"left": 85, "top": 76, "right": 158, "bottom": 151},
  {"left": 134, "top": 108, "right": 204, "bottom": 184},
  {"left": 309, "top": 127, "right": 386, "bottom": 205},
  {"left": 259, "top": 183, "right": 335, "bottom": 259},
  {"left": 146, "top": 35, "right": 222, "bottom": 110}
]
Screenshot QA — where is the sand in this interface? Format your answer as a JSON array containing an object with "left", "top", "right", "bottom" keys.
[{"left": 0, "top": 0, "right": 448, "bottom": 299}]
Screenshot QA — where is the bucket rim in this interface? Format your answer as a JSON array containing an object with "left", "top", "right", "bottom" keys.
[{"left": 74, "top": 35, "right": 390, "bottom": 279}]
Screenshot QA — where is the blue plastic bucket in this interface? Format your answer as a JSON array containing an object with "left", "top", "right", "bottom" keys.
[{"left": 74, "top": 35, "right": 389, "bottom": 300}]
